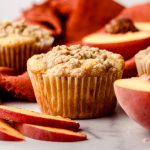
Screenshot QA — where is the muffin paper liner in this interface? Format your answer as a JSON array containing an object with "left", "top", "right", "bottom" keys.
[
  {"left": 28, "top": 71, "right": 123, "bottom": 119},
  {"left": 0, "top": 40, "right": 53, "bottom": 73},
  {"left": 135, "top": 58, "right": 150, "bottom": 76}
]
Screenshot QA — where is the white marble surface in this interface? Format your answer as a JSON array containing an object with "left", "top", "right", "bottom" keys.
[
  {"left": 0, "top": 101, "right": 150, "bottom": 150},
  {"left": 0, "top": 0, "right": 150, "bottom": 150}
]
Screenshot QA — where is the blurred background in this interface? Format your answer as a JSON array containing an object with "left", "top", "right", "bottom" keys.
[{"left": 0, "top": 0, "right": 149, "bottom": 20}]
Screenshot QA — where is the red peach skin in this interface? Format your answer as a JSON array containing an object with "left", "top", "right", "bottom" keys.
[
  {"left": 16, "top": 123, "right": 87, "bottom": 142},
  {"left": 83, "top": 37, "right": 150, "bottom": 60},
  {"left": 114, "top": 78, "right": 150, "bottom": 129},
  {"left": 0, "top": 119, "right": 24, "bottom": 141},
  {"left": 123, "top": 57, "right": 137, "bottom": 78},
  {"left": 0, "top": 105, "right": 80, "bottom": 131}
]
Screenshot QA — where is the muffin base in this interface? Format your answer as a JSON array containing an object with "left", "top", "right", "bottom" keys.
[
  {"left": 0, "top": 41, "right": 53, "bottom": 73},
  {"left": 28, "top": 71, "right": 123, "bottom": 119},
  {"left": 135, "top": 58, "right": 150, "bottom": 76}
]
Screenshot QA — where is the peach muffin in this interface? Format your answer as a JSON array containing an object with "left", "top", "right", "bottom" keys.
[
  {"left": 27, "top": 45, "right": 124, "bottom": 119},
  {"left": 0, "top": 20, "right": 54, "bottom": 73},
  {"left": 135, "top": 47, "right": 150, "bottom": 76}
]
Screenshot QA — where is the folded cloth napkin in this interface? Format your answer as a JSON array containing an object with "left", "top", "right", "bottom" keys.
[
  {"left": 22, "top": 0, "right": 124, "bottom": 43},
  {"left": 22, "top": 1, "right": 62, "bottom": 36},
  {"left": 65, "top": 0, "right": 124, "bottom": 43},
  {"left": 0, "top": 67, "right": 35, "bottom": 102}
]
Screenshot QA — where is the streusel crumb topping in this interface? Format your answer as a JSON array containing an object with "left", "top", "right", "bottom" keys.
[
  {"left": 0, "top": 20, "right": 52, "bottom": 43},
  {"left": 27, "top": 45, "right": 124, "bottom": 77}
]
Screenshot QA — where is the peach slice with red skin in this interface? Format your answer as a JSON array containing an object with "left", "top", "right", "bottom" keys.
[
  {"left": 123, "top": 57, "right": 137, "bottom": 78},
  {"left": 114, "top": 75, "right": 150, "bottom": 129},
  {"left": 0, "top": 105, "right": 80, "bottom": 131},
  {"left": 0, "top": 119, "right": 24, "bottom": 141},
  {"left": 82, "top": 31, "right": 150, "bottom": 60},
  {"left": 15, "top": 123, "right": 87, "bottom": 142}
]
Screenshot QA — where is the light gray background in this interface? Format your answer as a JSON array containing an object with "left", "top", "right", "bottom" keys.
[
  {"left": 0, "top": 0, "right": 149, "bottom": 20},
  {"left": 0, "top": 0, "right": 150, "bottom": 150}
]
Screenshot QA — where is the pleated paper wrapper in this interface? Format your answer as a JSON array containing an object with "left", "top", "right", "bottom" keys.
[
  {"left": 28, "top": 70, "right": 123, "bottom": 119},
  {"left": 135, "top": 58, "right": 150, "bottom": 76},
  {"left": 0, "top": 38, "right": 54, "bottom": 73}
]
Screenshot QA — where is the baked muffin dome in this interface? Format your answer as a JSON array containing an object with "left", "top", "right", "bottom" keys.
[
  {"left": 28, "top": 45, "right": 124, "bottom": 76},
  {"left": 0, "top": 20, "right": 53, "bottom": 46}
]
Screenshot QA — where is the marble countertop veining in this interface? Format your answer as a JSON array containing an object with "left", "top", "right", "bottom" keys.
[
  {"left": 0, "top": 0, "right": 150, "bottom": 150},
  {"left": 1, "top": 102, "right": 150, "bottom": 150}
]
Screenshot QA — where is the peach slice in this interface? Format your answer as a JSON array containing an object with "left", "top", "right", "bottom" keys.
[
  {"left": 15, "top": 123, "right": 87, "bottom": 142},
  {"left": 0, "top": 105, "right": 80, "bottom": 131},
  {"left": 123, "top": 57, "right": 137, "bottom": 78},
  {"left": 0, "top": 119, "right": 24, "bottom": 141},
  {"left": 135, "top": 22, "right": 150, "bottom": 32},
  {"left": 82, "top": 31, "right": 150, "bottom": 60},
  {"left": 114, "top": 76, "right": 150, "bottom": 129}
]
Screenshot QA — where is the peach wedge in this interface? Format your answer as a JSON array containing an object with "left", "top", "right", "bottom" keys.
[
  {"left": 0, "top": 105, "right": 80, "bottom": 131},
  {"left": 114, "top": 76, "right": 150, "bottom": 129},
  {"left": 15, "top": 123, "right": 87, "bottom": 142},
  {"left": 0, "top": 119, "right": 24, "bottom": 141},
  {"left": 82, "top": 31, "right": 150, "bottom": 60}
]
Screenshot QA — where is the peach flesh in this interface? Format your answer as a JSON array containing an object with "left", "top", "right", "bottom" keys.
[
  {"left": 0, "top": 119, "right": 24, "bottom": 141},
  {"left": 16, "top": 123, "right": 87, "bottom": 142},
  {"left": 82, "top": 31, "right": 150, "bottom": 60},
  {"left": 0, "top": 105, "right": 80, "bottom": 131},
  {"left": 114, "top": 77, "right": 150, "bottom": 129},
  {"left": 135, "top": 22, "right": 150, "bottom": 32},
  {"left": 83, "top": 32, "right": 150, "bottom": 44}
]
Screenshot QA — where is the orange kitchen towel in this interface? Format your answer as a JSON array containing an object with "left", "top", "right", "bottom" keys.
[
  {"left": 0, "top": 68, "right": 35, "bottom": 102},
  {"left": 65, "top": 0, "right": 124, "bottom": 43},
  {"left": 51, "top": 0, "right": 78, "bottom": 16},
  {"left": 22, "top": 1, "right": 62, "bottom": 36},
  {"left": 22, "top": 0, "right": 124, "bottom": 43}
]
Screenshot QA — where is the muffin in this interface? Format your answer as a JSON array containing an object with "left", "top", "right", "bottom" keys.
[
  {"left": 135, "top": 47, "right": 150, "bottom": 76},
  {"left": 27, "top": 45, "right": 124, "bottom": 119},
  {"left": 0, "top": 20, "right": 54, "bottom": 73}
]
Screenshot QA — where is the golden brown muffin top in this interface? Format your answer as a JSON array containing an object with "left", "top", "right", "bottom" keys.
[
  {"left": 27, "top": 45, "right": 124, "bottom": 77},
  {"left": 0, "top": 20, "right": 54, "bottom": 46}
]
